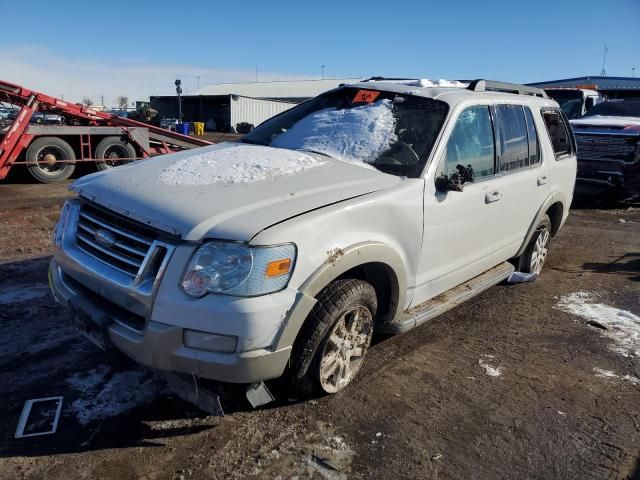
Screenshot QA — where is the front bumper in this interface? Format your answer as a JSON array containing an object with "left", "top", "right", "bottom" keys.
[
  {"left": 576, "top": 159, "right": 640, "bottom": 195},
  {"left": 50, "top": 258, "right": 292, "bottom": 384}
]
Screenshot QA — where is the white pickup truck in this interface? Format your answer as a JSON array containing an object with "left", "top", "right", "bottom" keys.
[{"left": 50, "top": 79, "right": 576, "bottom": 396}]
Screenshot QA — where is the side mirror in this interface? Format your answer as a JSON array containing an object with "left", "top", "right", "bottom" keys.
[{"left": 435, "top": 164, "right": 474, "bottom": 193}]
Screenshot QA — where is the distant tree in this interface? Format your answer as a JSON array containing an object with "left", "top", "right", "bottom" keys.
[
  {"left": 116, "top": 96, "right": 129, "bottom": 112},
  {"left": 81, "top": 97, "right": 93, "bottom": 107}
]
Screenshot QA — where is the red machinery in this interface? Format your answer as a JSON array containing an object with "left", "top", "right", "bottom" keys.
[{"left": 0, "top": 80, "right": 212, "bottom": 183}]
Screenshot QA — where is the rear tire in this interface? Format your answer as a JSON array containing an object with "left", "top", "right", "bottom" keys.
[
  {"left": 26, "top": 137, "right": 76, "bottom": 183},
  {"left": 288, "top": 279, "right": 377, "bottom": 397},
  {"left": 518, "top": 214, "right": 552, "bottom": 275},
  {"left": 95, "top": 136, "right": 137, "bottom": 171}
]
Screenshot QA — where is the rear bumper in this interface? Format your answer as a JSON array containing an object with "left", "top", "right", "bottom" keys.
[{"left": 49, "top": 258, "right": 292, "bottom": 384}]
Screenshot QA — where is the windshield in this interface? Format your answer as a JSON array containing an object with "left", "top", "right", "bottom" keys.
[
  {"left": 242, "top": 87, "right": 449, "bottom": 177},
  {"left": 545, "top": 90, "right": 584, "bottom": 119},
  {"left": 582, "top": 100, "right": 640, "bottom": 118}
]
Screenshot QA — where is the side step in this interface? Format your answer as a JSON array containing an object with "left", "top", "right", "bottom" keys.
[{"left": 380, "top": 261, "right": 515, "bottom": 334}]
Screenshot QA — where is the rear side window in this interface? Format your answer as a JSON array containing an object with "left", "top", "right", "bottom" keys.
[
  {"left": 542, "top": 110, "right": 574, "bottom": 157},
  {"left": 443, "top": 105, "right": 495, "bottom": 180},
  {"left": 494, "top": 105, "right": 529, "bottom": 172}
]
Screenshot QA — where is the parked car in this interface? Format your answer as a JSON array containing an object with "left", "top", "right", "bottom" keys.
[
  {"left": 544, "top": 87, "right": 605, "bottom": 119},
  {"left": 570, "top": 98, "right": 640, "bottom": 196},
  {"left": 49, "top": 79, "right": 576, "bottom": 396},
  {"left": 0, "top": 107, "right": 18, "bottom": 120},
  {"left": 160, "top": 117, "right": 178, "bottom": 131},
  {"left": 30, "top": 112, "right": 64, "bottom": 125}
]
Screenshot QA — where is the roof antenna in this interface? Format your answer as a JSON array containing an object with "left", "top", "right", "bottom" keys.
[{"left": 600, "top": 44, "right": 608, "bottom": 76}]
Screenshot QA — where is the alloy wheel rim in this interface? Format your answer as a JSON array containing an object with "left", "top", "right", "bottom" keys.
[
  {"left": 319, "top": 304, "right": 373, "bottom": 393},
  {"left": 529, "top": 228, "right": 550, "bottom": 274}
]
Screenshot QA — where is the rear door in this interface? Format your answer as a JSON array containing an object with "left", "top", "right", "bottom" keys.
[{"left": 488, "top": 104, "right": 550, "bottom": 261}]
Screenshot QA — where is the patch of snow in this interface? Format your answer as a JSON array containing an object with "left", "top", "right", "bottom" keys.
[
  {"left": 271, "top": 99, "right": 397, "bottom": 167},
  {"left": 0, "top": 285, "right": 49, "bottom": 305},
  {"left": 478, "top": 355, "right": 502, "bottom": 377},
  {"left": 557, "top": 292, "right": 640, "bottom": 357},
  {"left": 405, "top": 78, "right": 468, "bottom": 88},
  {"left": 593, "top": 367, "right": 640, "bottom": 385},
  {"left": 66, "top": 366, "right": 164, "bottom": 424},
  {"left": 158, "top": 144, "right": 325, "bottom": 186}
]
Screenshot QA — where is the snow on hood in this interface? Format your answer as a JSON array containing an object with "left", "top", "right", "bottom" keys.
[
  {"left": 159, "top": 144, "right": 325, "bottom": 186},
  {"left": 71, "top": 142, "right": 401, "bottom": 240},
  {"left": 271, "top": 99, "right": 397, "bottom": 166},
  {"left": 571, "top": 115, "right": 640, "bottom": 128}
]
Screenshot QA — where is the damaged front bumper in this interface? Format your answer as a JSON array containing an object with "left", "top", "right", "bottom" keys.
[{"left": 49, "top": 258, "right": 292, "bottom": 384}]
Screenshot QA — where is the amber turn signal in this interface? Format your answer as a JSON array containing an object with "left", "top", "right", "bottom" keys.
[{"left": 265, "top": 258, "right": 292, "bottom": 277}]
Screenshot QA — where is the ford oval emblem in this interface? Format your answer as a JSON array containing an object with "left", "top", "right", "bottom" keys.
[{"left": 94, "top": 229, "right": 116, "bottom": 248}]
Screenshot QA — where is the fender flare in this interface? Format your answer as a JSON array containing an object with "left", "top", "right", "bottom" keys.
[
  {"left": 273, "top": 242, "right": 408, "bottom": 350},
  {"left": 514, "top": 191, "right": 567, "bottom": 258}
]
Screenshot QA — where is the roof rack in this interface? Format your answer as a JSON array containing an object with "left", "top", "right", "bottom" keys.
[
  {"left": 467, "top": 79, "right": 548, "bottom": 98},
  {"left": 361, "top": 76, "right": 416, "bottom": 82}
]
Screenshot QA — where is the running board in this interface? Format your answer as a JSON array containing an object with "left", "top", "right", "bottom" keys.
[{"left": 380, "top": 261, "right": 515, "bottom": 334}]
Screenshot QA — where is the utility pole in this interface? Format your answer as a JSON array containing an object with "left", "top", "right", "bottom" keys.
[
  {"left": 321, "top": 65, "right": 326, "bottom": 79},
  {"left": 175, "top": 79, "right": 182, "bottom": 123},
  {"left": 600, "top": 44, "right": 608, "bottom": 76},
  {"left": 101, "top": 94, "right": 104, "bottom": 108}
]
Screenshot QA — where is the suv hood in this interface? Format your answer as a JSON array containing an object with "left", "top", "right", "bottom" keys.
[
  {"left": 71, "top": 143, "right": 401, "bottom": 241},
  {"left": 571, "top": 116, "right": 640, "bottom": 129}
]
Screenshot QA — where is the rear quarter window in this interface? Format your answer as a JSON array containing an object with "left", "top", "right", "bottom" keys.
[{"left": 542, "top": 110, "right": 574, "bottom": 158}]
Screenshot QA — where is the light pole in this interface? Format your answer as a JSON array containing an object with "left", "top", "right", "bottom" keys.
[
  {"left": 633, "top": 67, "right": 636, "bottom": 79},
  {"left": 196, "top": 75, "right": 200, "bottom": 90},
  {"left": 321, "top": 65, "right": 326, "bottom": 79},
  {"left": 175, "top": 79, "right": 182, "bottom": 124}
]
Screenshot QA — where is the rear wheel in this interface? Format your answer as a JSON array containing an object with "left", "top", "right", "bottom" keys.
[
  {"left": 288, "top": 279, "right": 377, "bottom": 397},
  {"left": 518, "top": 214, "right": 551, "bottom": 275},
  {"left": 95, "top": 136, "right": 137, "bottom": 171},
  {"left": 26, "top": 137, "right": 76, "bottom": 183}
]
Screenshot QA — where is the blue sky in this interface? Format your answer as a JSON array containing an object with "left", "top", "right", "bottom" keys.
[{"left": 0, "top": 0, "right": 638, "bottom": 104}]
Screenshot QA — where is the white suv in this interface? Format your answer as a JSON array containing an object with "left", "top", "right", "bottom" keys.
[{"left": 50, "top": 79, "right": 576, "bottom": 396}]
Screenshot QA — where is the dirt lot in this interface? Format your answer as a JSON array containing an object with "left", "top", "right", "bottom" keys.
[{"left": 0, "top": 182, "right": 639, "bottom": 480}]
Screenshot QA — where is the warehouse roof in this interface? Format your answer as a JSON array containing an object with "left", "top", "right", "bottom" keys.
[
  {"left": 196, "top": 78, "right": 362, "bottom": 99},
  {"left": 527, "top": 76, "right": 640, "bottom": 90}
]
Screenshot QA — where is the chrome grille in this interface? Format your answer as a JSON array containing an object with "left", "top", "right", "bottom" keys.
[
  {"left": 74, "top": 203, "right": 158, "bottom": 277},
  {"left": 575, "top": 133, "right": 639, "bottom": 163}
]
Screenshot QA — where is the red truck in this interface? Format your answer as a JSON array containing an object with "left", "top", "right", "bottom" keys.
[{"left": 0, "top": 80, "right": 211, "bottom": 183}]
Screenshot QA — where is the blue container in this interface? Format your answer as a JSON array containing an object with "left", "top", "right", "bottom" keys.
[{"left": 176, "top": 122, "right": 190, "bottom": 135}]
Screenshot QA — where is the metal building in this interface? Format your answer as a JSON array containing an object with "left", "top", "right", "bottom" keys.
[
  {"left": 527, "top": 76, "right": 640, "bottom": 99},
  {"left": 150, "top": 78, "right": 360, "bottom": 132}
]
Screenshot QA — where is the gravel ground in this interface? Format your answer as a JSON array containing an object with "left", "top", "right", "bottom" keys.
[{"left": 0, "top": 182, "right": 639, "bottom": 480}]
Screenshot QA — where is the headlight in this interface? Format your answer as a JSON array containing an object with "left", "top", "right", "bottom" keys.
[{"left": 181, "top": 241, "right": 296, "bottom": 297}]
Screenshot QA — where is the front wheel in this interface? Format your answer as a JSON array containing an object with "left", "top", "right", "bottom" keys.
[
  {"left": 518, "top": 214, "right": 551, "bottom": 275},
  {"left": 288, "top": 279, "right": 377, "bottom": 397}
]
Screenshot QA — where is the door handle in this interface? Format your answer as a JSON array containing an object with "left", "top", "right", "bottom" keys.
[
  {"left": 537, "top": 175, "right": 549, "bottom": 186},
  {"left": 485, "top": 191, "right": 502, "bottom": 203}
]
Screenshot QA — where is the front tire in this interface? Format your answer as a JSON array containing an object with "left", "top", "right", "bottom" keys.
[
  {"left": 519, "top": 214, "right": 551, "bottom": 275},
  {"left": 288, "top": 279, "right": 377, "bottom": 397}
]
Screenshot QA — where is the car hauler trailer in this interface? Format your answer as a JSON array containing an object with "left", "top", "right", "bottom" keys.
[{"left": 0, "top": 80, "right": 212, "bottom": 183}]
